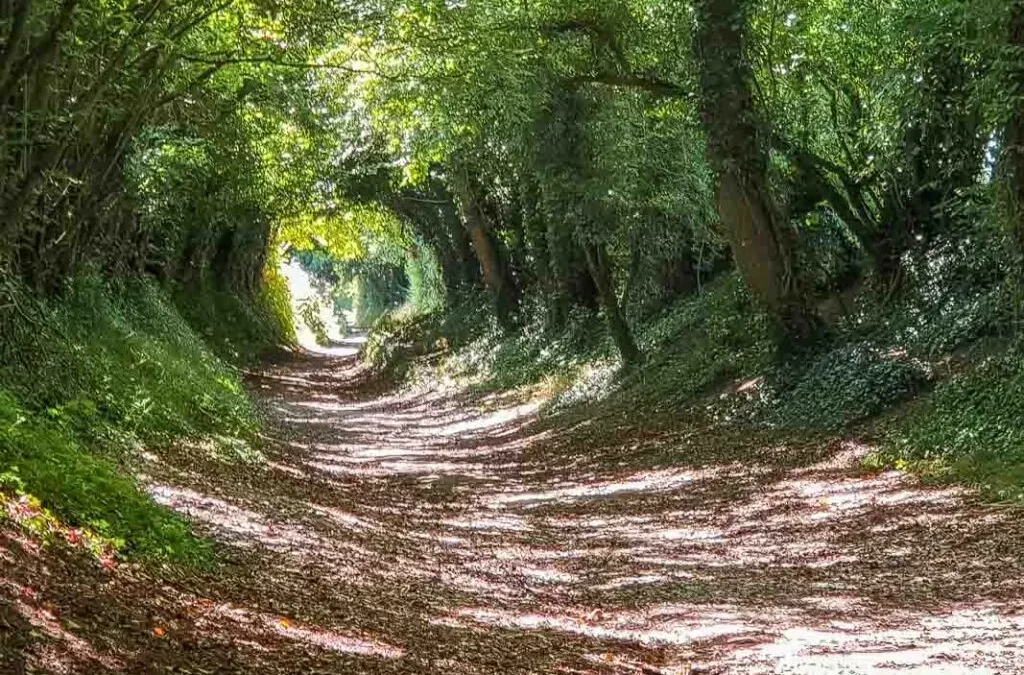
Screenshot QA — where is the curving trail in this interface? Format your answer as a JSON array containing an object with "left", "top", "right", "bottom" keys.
[{"left": 5, "top": 346, "right": 1024, "bottom": 674}]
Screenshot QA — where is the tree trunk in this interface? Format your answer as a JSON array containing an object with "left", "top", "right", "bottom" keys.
[
  {"left": 0, "top": 0, "right": 32, "bottom": 96},
  {"left": 447, "top": 204, "right": 481, "bottom": 289},
  {"left": 1010, "top": 1, "right": 1024, "bottom": 259},
  {"left": 694, "top": 0, "right": 820, "bottom": 345},
  {"left": 585, "top": 242, "right": 643, "bottom": 367},
  {"left": 453, "top": 167, "right": 519, "bottom": 328},
  {"left": 1008, "top": 1, "right": 1024, "bottom": 326}
]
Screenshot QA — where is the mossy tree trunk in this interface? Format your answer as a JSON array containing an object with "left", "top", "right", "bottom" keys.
[
  {"left": 694, "top": 0, "right": 821, "bottom": 345},
  {"left": 1007, "top": 0, "right": 1024, "bottom": 326},
  {"left": 1009, "top": 1, "right": 1024, "bottom": 260}
]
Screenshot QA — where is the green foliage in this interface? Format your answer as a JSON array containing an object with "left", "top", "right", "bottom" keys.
[
  {"left": 291, "top": 248, "right": 353, "bottom": 336},
  {"left": 0, "top": 400, "right": 209, "bottom": 564},
  {"left": 885, "top": 340, "right": 1024, "bottom": 499},
  {"left": 0, "top": 274, "right": 263, "bottom": 564},
  {"left": 262, "top": 259, "right": 301, "bottom": 349},
  {"left": 0, "top": 0, "right": 344, "bottom": 295},
  {"left": 0, "top": 275, "right": 257, "bottom": 440},
  {"left": 2, "top": 0, "right": 1022, "bottom": 515},
  {"left": 0, "top": 276, "right": 256, "bottom": 440},
  {"left": 353, "top": 266, "right": 409, "bottom": 328},
  {"left": 405, "top": 246, "right": 447, "bottom": 315},
  {"left": 293, "top": 238, "right": 415, "bottom": 331},
  {"left": 769, "top": 343, "right": 929, "bottom": 431},
  {"left": 366, "top": 287, "right": 614, "bottom": 395},
  {"left": 297, "top": 299, "right": 331, "bottom": 346},
  {"left": 450, "top": 303, "right": 610, "bottom": 394}
]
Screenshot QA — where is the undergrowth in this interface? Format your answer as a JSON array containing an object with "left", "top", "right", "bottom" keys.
[
  {"left": 366, "top": 290, "right": 614, "bottom": 396},
  {"left": 766, "top": 344, "right": 929, "bottom": 431},
  {"left": 879, "top": 339, "right": 1024, "bottom": 500},
  {"left": 0, "top": 272, "right": 282, "bottom": 565},
  {"left": 365, "top": 262, "right": 1024, "bottom": 500},
  {"left": 441, "top": 301, "right": 612, "bottom": 394},
  {"left": 0, "top": 397, "right": 208, "bottom": 565},
  {"left": 173, "top": 261, "right": 295, "bottom": 364},
  {"left": 618, "top": 275, "right": 772, "bottom": 410}
]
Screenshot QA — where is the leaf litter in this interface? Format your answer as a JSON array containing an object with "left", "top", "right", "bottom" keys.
[{"left": 3, "top": 350, "right": 1024, "bottom": 673}]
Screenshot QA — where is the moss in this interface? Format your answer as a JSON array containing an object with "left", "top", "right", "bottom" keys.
[{"left": 0, "top": 396, "right": 210, "bottom": 564}]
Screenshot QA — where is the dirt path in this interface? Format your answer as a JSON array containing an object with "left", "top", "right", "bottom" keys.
[{"left": 5, "top": 349, "right": 1024, "bottom": 673}]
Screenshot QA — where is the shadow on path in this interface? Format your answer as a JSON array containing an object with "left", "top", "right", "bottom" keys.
[{"left": 4, "top": 350, "right": 1024, "bottom": 674}]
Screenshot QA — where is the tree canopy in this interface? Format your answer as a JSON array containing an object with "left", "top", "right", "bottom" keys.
[{"left": 2, "top": 0, "right": 1023, "bottom": 359}]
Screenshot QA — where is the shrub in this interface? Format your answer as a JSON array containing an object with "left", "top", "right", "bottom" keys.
[{"left": 465, "top": 302, "right": 609, "bottom": 393}]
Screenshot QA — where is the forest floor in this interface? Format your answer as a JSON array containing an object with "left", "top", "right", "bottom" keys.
[{"left": 4, "top": 342, "right": 1024, "bottom": 674}]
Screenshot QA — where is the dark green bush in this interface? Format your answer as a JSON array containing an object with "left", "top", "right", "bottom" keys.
[{"left": 770, "top": 343, "right": 928, "bottom": 431}]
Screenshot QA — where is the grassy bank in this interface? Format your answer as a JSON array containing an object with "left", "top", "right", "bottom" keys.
[
  {"left": 0, "top": 273, "right": 289, "bottom": 565},
  {"left": 365, "top": 270, "right": 1024, "bottom": 501}
]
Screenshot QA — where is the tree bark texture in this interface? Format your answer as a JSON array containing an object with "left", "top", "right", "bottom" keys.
[
  {"left": 694, "top": 0, "right": 820, "bottom": 344},
  {"left": 585, "top": 242, "right": 643, "bottom": 367}
]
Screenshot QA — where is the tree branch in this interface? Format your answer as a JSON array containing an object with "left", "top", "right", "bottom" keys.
[
  {"left": 169, "top": 0, "right": 236, "bottom": 42},
  {"left": 401, "top": 195, "right": 451, "bottom": 205},
  {"left": 569, "top": 73, "right": 689, "bottom": 99},
  {"left": 151, "top": 64, "right": 225, "bottom": 111},
  {"left": 177, "top": 53, "right": 384, "bottom": 76}
]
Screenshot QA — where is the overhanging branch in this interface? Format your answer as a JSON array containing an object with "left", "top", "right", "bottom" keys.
[
  {"left": 569, "top": 73, "right": 689, "bottom": 99},
  {"left": 177, "top": 53, "right": 385, "bottom": 77}
]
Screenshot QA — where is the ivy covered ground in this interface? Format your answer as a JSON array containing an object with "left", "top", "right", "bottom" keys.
[{"left": 4, "top": 346, "right": 1024, "bottom": 674}]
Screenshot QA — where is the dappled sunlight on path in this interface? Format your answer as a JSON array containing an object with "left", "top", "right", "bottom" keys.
[{"left": 5, "top": 350, "right": 1024, "bottom": 673}]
